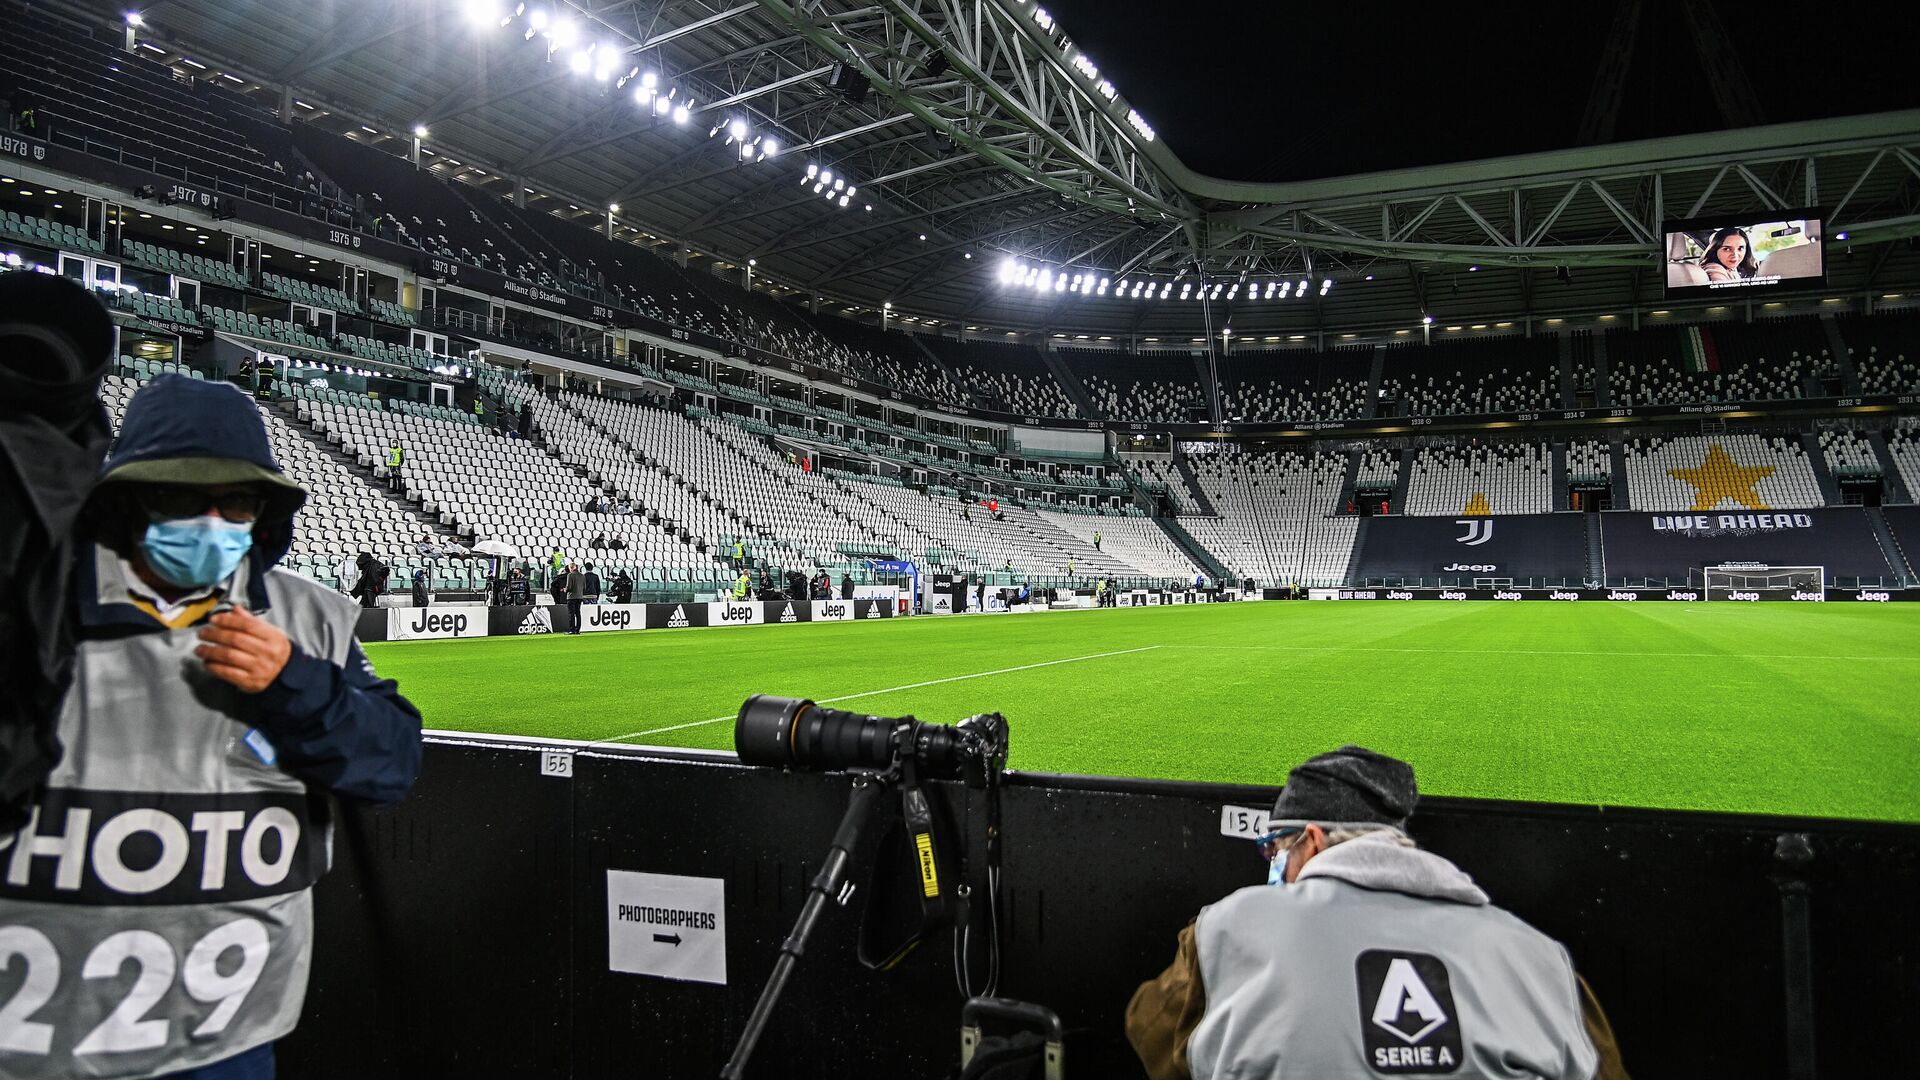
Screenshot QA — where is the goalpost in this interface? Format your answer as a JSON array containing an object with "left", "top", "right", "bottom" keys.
[{"left": 1692, "top": 563, "right": 1825, "bottom": 600}]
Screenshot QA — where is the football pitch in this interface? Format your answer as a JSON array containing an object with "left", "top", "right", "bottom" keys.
[{"left": 363, "top": 602, "right": 1920, "bottom": 823}]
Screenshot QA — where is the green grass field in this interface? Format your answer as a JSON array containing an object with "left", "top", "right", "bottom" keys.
[{"left": 363, "top": 602, "right": 1920, "bottom": 822}]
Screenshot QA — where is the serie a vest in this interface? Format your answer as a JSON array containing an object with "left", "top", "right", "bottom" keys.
[
  {"left": 0, "top": 556, "right": 357, "bottom": 1079},
  {"left": 1190, "top": 877, "right": 1596, "bottom": 1080}
]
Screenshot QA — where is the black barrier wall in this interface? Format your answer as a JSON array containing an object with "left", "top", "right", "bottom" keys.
[
  {"left": 1600, "top": 507, "right": 1896, "bottom": 581},
  {"left": 1350, "top": 513, "right": 1590, "bottom": 581},
  {"left": 283, "top": 738, "right": 1920, "bottom": 1079}
]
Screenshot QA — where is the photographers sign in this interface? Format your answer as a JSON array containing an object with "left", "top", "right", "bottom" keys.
[{"left": 607, "top": 870, "right": 726, "bottom": 986}]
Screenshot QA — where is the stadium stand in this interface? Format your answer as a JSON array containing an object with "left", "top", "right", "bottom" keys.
[
  {"left": 1378, "top": 337, "right": 1559, "bottom": 416},
  {"left": 1608, "top": 322, "right": 1831, "bottom": 406},
  {"left": 932, "top": 338, "right": 1080, "bottom": 418},
  {"left": 1819, "top": 427, "right": 1882, "bottom": 482},
  {"left": 1064, "top": 349, "right": 1205, "bottom": 422},
  {"left": 1402, "top": 442, "right": 1554, "bottom": 516},
  {"left": 1175, "top": 447, "right": 1358, "bottom": 586},
  {"left": 1218, "top": 349, "right": 1373, "bottom": 423},
  {"left": 1622, "top": 433, "right": 1824, "bottom": 511},
  {"left": 1840, "top": 310, "right": 1920, "bottom": 395},
  {"left": 1567, "top": 439, "right": 1611, "bottom": 485}
]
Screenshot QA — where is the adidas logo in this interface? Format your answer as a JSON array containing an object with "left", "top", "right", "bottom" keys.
[
  {"left": 778, "top": 603, "right": 797, "bottom": 623},
  {"left": 864, "top": 604, "right": 881, "bottom": 618},
  {"left": 517, "top": 608, "right": 552, "bottom": 634},
  {"left": 667, "top": 605, "right": 689, "bottom": 628}
]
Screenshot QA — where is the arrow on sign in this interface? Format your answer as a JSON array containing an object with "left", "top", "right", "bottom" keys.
[{"left": 653, "top": 933, "right": 682, "bottom": 947}]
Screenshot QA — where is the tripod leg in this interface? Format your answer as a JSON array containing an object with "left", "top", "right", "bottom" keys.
[{"left": 720, "top": 775, "right": 886, "bottom": 1079}]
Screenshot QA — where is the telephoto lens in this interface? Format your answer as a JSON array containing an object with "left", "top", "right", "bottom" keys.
[{"left": 734, "top": 695, "right": 1008, "bottom": 783}]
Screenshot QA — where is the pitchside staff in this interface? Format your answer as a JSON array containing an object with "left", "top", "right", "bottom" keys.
[
  {"left": 1127, "top": 747, "right": 1626, "bottom": 1079},
  {"left": 0, "top": 307, "right": 422, "bottom": 1080}
]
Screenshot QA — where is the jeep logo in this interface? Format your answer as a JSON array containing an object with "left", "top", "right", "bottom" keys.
[
  {"left": 588, "top": 608, "right": 632, "bottom": 629},
  {"left": 1493, "top": 591, "right": 1522, "bottom": 601},
  {"left": 820, "top": 604, "right": 848, "bottom": 619},
  {"left": 1607, "top": 591, "right": 1639, "bottom": 601},
  {"left": 1790, "top": 590, "right": 1825, "bottom": 602},
  {"left": 410, "top": 612, "right": 467, "bottom": 635},
  {"left": 1727, "top": 591, "right": 1760, "bottom": 602},
  {"left": 719, "top": 604, "right": 756, "bottom": 623},
  {"left": 1439, "top": 591, "right": 1468, "bottom": 601},
  {"left": 1550, "top": 590, "right": 1579, "bottom": 601},
  {"left": 1382, "top": 591, "right": 1409, "bottom": 600},
  {"left": 1443, "top": 564, "right": 1496, "bottom": 573},
  {"left": 1855, "top": 591, "right": 1891, "bottom": 602},
  {"left": 1664, "top": 591, "right": 1698, "bottom": 601}
]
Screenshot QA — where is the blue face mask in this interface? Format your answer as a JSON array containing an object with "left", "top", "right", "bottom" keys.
[{"left": 141, "top": 516, "right": 255, "bottom": 588}]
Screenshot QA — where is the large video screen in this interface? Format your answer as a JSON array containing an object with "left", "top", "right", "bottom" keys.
[{"left": 1662, "top": 211, "right": 1825, "bottom": 297}]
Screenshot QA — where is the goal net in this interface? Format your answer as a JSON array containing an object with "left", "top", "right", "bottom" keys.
[{"left": 1692, "top": 564, "right": 1825, "bottom": 600}]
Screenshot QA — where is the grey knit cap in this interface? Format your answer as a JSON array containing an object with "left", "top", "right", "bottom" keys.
[{"left": 1269, "top": 745, "right": 1418, "bottom": 830}]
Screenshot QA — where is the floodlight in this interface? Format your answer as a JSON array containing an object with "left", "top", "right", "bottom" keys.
[
  {"left": 528, "top": 8, "right": 549, "bottom": 29},
  {"left": 748, "top": 259, "right": 756, "bottom": 266},
  {"left": 653, "top": 95, "right": 671, "bottom": 116},
  {"left": 607, "top": 202, "right": 620, "bottom": 213},
  {"left": 864, "top": 204, "right": 872, "bottom": 211},
  {"left": 729, "top": 117, "right": 748, "bottom": 142},
  {"left": 918, "top": 234, "right": 927, "bottom": 241},
  {"left": 463, "top": 0, "right": 500, "bottom": 27},
  {"left": 813, "top": 183, "right": 826, "bottom": 194},
  {"left": 1296, "top": 278, "right": 1307, "bottom": 294},
  {"left": 641, "top": 70, "right": 658, "bottom": 90},
  {"left": 548, "top": 17, "right": 577, "bottom": 46},
  {"left": 838, "top": 195, "right": 850, "bottom": 207},
  {"left": 846, "top": 187, "right": 856, "bottom": 198},
  {"left": 125, "top": 11, "right": 144, "bottom": 26},
  {"left": 672, "top": 103, "right": 690, "bottom": 124},
  {"left": 1422, "top": 314, "right": 1434, "bottom": 324},
  {"left": 634, "top": 85, "right": 653, "bottom": 105},
  {"left": 568, "top": 49, "right": 592, "bottom": 75},
  {"left": 833, "top": 178, "right": 844, "bottom": 191},
  {"left": 1319, "top": 278, "right": 1332, "bottom": 295},
  {"left": 412, "top": 124, "right": 429, "bottom": 139},
  {"left": 739, "top": 142, "right": 753, "bottom": 159},
  {"left": 762, "top": 138, "right": 779, "bottom": 158},
  {"left": 1056, "top": 277, "right": 1066, "bottom": 292},
  {"left": 806, "top": 162, "right": 819, "bottom": 177}
]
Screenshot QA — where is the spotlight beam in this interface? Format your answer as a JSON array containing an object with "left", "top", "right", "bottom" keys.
[{"left": 276, "top": 9, "right": 437, "bottom": 81}]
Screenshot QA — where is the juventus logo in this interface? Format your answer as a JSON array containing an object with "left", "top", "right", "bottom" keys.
[{"left": 1454, "top": 519, "right": 1494, "bottom": 546}]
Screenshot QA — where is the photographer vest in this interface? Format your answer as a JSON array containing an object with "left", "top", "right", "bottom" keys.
[
  {"left": 0, "top": 552, "right": 356, "bottom": 1079},
  {"left": 1189, "top": 840, "right": 1596, "bottom": 1080}
]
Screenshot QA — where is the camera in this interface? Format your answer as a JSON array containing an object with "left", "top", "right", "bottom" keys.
[{"left": 735, "top": 694, "right": 1008, "bottom": 787}]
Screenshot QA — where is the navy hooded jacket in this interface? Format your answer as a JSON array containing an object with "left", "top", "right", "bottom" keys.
[{"left": 76, "top": 374, "right": 422, "bottom": 805}]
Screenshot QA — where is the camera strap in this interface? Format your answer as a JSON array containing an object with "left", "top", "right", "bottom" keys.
[{"left": 857, "top": 753, "right": 956, "bottom": 970}]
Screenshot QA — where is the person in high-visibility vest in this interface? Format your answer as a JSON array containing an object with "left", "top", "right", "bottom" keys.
[
  {"left": 385, "top": 445, "right": 403, "bottom": 492},
  {"left": 731, "top": 539, "right": 745, "bottom": 569},
  {"left": 1094, "top": 530, "right": 1102, "bottom": 551},
  {"left": 733, "top": 571, "right": 752, "bottom": 599}
]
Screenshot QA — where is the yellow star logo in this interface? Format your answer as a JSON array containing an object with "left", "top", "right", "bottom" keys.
[{"left": 1667, "top": 443, "right": 1774, "bottom": 511}]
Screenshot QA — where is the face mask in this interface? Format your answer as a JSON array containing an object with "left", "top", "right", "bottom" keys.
[
  {"left": 142, "top": 516, "right": 255, "bottom": 588},
  {"left": 1267, "top": 853, "right": 1288, "bottom": 887}
]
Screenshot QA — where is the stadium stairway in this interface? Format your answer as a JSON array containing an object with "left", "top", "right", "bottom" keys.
[
  {"left": 1551, "top": 442, "right": 1571, "bottom": 511},
  {"left": 1583, "top": 514, "right": 1605, "bottom": 585},
  {"left": 1172, "top": 453, "right": 1218, "bottom": 515},
  {"left": 1155, "top": 514, "right": 1230, "bottom": 582},
  {"left": 1389, "top": 448, "right": 1415, "bottom": 510},
  {"left": 1802, "top": 432, "right": 1846, "bottom": 504},
  {"left": 1608, "top": 439, "right": 1630, "bottom": 507},
  {"left": 1866, "top": 431, "right": 1912, "bottom": 503},
  {"left": 909, "top": 337, "right": 975, "bottom": 409},
  {"left": 1336, "top": 451, "right": 1363, "bottom": 514},
  {"left": 1038, "top": 345, "right": 1100, "bottom": 418},
  {"left": 1863, "top": 507, "right": 1916, "bottom": 585},
  {"left": 1362, "top": 347, "right": 1386, "bottom": 419},
  {"left": 1556, "top": 335, "right": 1578, "bottom": 407},
  {"left": 1344, "top": 514, "right": 1370, "bottom": 585},
  {"left": 1589, "top": 332, "right": 1614, "bottom": 408},
  {"left": 1821, "top": 315, "right": 1864, "bottom": 394}
]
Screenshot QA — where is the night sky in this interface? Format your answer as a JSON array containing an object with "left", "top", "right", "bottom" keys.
[{"left": 1038, "top": 0, "right": 1916, "bottom": 182}]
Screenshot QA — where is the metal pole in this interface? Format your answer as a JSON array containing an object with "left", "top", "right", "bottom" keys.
[
  {"left": 721, "top": 774, "right": 887, "bottom": 1079},
  {"left": 1773, "top": 833, "right": 1817, "bottom": 1080}
]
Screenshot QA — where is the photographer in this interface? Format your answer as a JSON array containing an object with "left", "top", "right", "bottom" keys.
[
  {"left": 1, "top": 359, "right": 422, "bottom": 1078},
  {"left": 1126, "top": 746, "right": 1623, "bottom": 1080}
]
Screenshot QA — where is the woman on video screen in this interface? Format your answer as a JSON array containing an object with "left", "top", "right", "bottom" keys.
[{"left": 1700, "top": 226, "right": 1759, "bottom": 282}]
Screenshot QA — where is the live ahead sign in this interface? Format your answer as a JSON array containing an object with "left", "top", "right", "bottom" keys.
[{"left": 607, "top": 870, "right": 726, "bottom": 986}]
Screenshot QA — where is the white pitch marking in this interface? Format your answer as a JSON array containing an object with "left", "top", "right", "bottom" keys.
[
  {"left": 1153, "top": 644, "right": 1915, "bottom": 661},
  {"left": 601, "top": 645, "right": 1164, "bottom": 743}
]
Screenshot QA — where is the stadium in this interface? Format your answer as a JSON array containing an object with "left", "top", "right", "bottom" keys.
[{"left": 0, "top": 0, "right": 1917, "bottom": 1075}]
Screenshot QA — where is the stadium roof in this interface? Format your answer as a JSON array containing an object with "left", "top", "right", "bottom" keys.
[{"left": 58, "top": 0, "right": 1920, "bottom": 341}]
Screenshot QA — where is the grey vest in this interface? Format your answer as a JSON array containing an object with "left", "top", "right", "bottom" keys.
[
  {"left": 0, "top": 551, "right": 356, "bottom": 1079},
  {"left": 1190, "top": 841, "right": 1596, "bottom": 1080}
]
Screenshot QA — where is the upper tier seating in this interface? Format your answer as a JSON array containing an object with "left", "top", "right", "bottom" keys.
[{"left": 1378, "top": 337, "right": 1559, "bottom": 417}]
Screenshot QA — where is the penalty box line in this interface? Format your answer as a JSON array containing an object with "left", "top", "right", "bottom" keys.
[{"left": 600, "top": 645, "right": 1164, "bottom": 744}]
